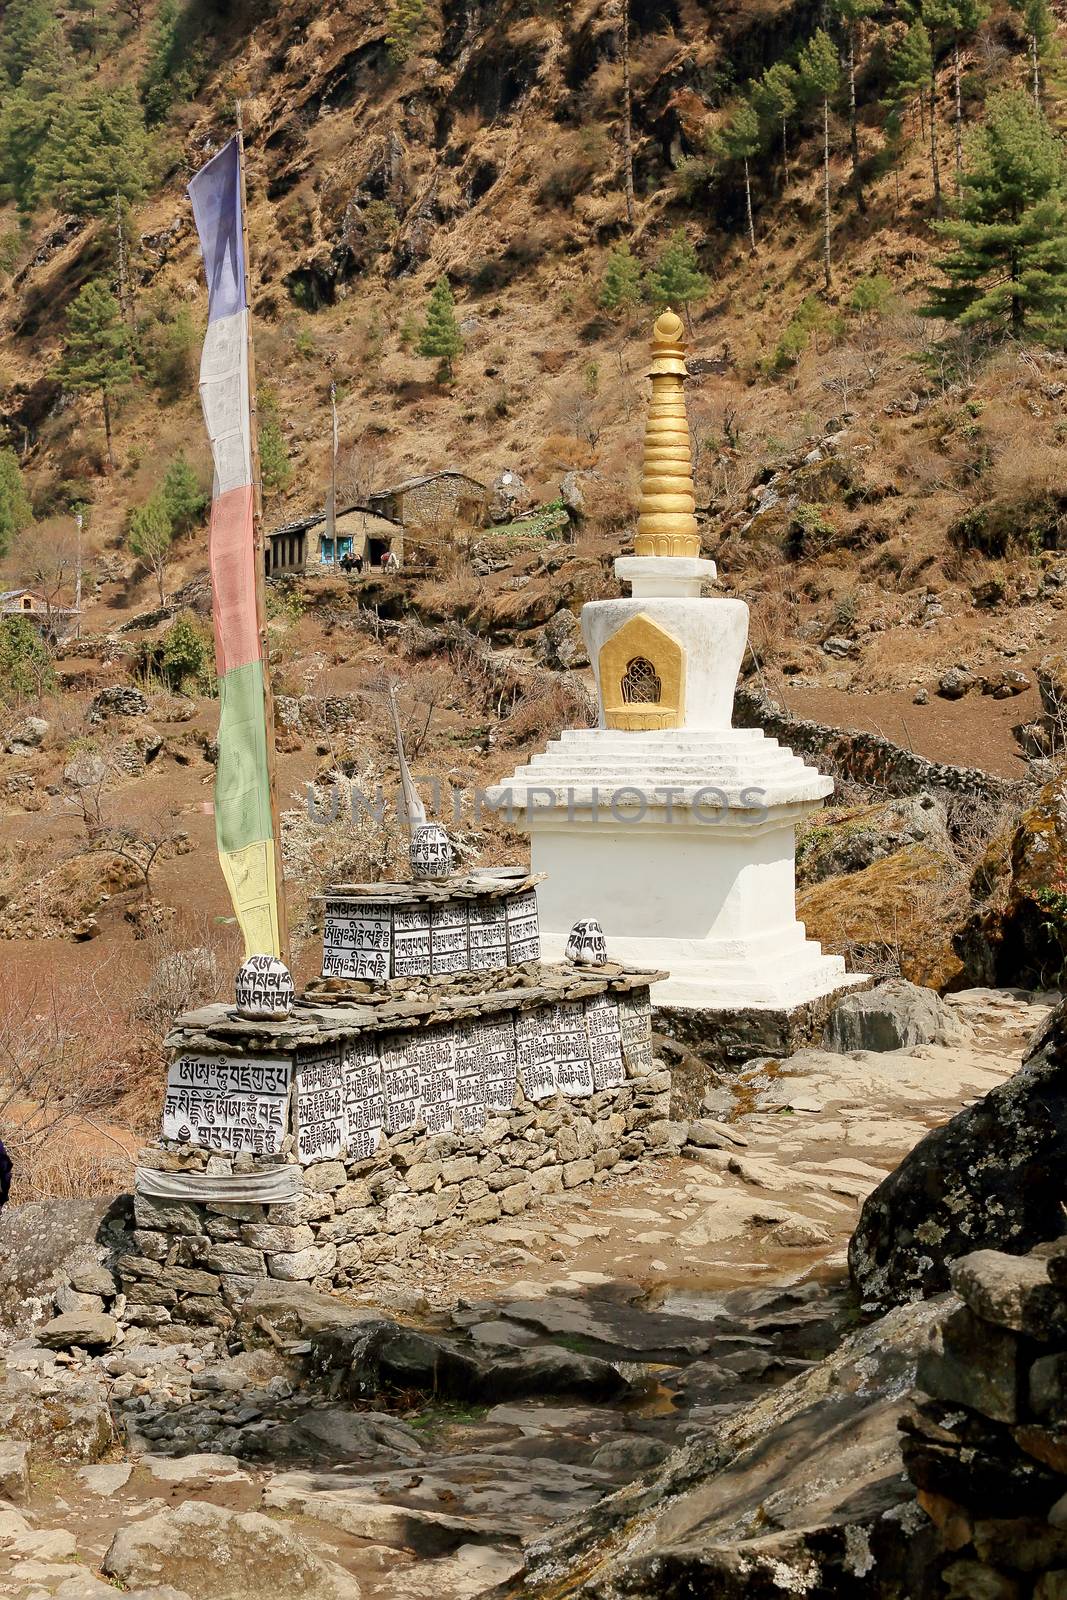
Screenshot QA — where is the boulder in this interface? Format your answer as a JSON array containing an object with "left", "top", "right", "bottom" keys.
[
  {"left": 40, "top": 1311, "right": 118, "bottom": 1350},
  {"left": 0, "top": 1365, "right": 113, "bottom": 1461},
  {"left": 560, "top": 469, "right": 599, "bottom": 515},
  {"left": 849, "top": 1000, "right": 1067, "bottom": 1310},
  {"left": 955, "top": 768, "right": 1067, "bottom": 987},
  {"left": 938, "top": 666, "right": 977, "bottom": 699},
  {"left": 0, "top": 1439, "right": 29, "bottom": 1503},
  {"left": 0, "top": 1196, "right": 131, "bottom": 1335},
  {"left": 102, "top": 1499, "right": 358, "bottom": 1599},
  {"left": 538, "top": 609, "right": 589, "bottom": 670},
  {"left": 950, "top": 1249, "right": 1067, "bottom": 1340},
  {"left": 4, "top": 715, "right": 47, "bottom": 754},
  {"left": 824, "top": 978, "right": 964, "bottom": 1052},
  {"left": 490, "top": 469, "right": 532, "bottom": 521},
  {"left": 798, "top": 794, "right": 949, "bottom": 886}
]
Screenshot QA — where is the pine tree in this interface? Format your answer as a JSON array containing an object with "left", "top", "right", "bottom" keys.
[
  {"left": 619, "top": 0, "right": 635, "bottom": 225},
  {"left": 925, "top": 89, "right": 1067, "bottom": 338},
  {"left": 0, "top": 0, "right": 59, "bottom": 89},
  {"left": 417, "top": 276, "right": 463, "bottom": 380},
  {"left": 37, "top": 85, "right": 150, "bottom": 218},
  {"left": 0, "top": 28, "right": 77, "bottom": 216},
  {"left": 752, "top": 61, "right": 798, "bottom": 188},
  {"left": 128, "top": 495, "right": 173, "bottom": 607},
  {"left": 1013, "top": 0, "right": 1055, "bottom": 109},
  {"left": 385, "top": 0, "right": 427, "bottom": 64},
  {"left": 923, "top": 0, "right": 972, "bottom": 217},
  {"left": 832, "top": 0, "right": 878, "bottom": 210},
  {"left": 799, "top": 29, "right": 841, "bottom": 293},
  {"left": 942, "top": 0, "right": 990, "bottom": 181},
  {"left": 714, "top": 98, "right": 762, "bottom": 252},
  {"left": 645, "top": 229, "right": 710, "bottom": 329},
  {"left": 889, "top": 19, "right": 934, "bottom": 148},
  {"left": 160, "top": 453, "right": 207, "bottom": 535},
  {"left": 0, "top": 447, "right": 33, "bottom": 560},
  {"left": 58, "top": 280, "right": 133, "bottom": 468},
  {"left": 258, "top": 387, "right": 292, "bottom": 499},
  {"left": 599, "top": 242, "right": 644, "bottom": 314},
  {"left": 140, "top": 0, "right": 205, "bottom": 126}
]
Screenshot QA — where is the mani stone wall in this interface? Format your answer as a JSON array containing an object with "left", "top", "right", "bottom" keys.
[{"left": 120, "top": 973, "right": 669, "bottom": 1331}]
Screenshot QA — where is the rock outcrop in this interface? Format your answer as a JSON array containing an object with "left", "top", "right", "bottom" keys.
[
  {"left": 956, "top": 767, "right": 1067, "bottom": 987},
  {"left": 825, "top": 979, "right": 964, "bottom": 1053},
  {"left": 102, "top": 1499, "right": 359, "bottom": 1599},
  {"left": 850, "top": 1000, "right": 1067, "bottom": 1311},
  {"left": 518, "top": 1297, "right": 946, "bottom": 1597}
]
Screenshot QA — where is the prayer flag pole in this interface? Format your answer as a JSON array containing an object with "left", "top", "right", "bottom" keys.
[
  {"left": 236, "top": 102, "right": 290, "bottom": 969},
  {"left": 189, "top": 115, "right": 289, "bottom": 967}
]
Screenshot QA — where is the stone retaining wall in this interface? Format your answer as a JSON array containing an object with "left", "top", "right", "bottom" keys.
[
  {"left": 119, "top": 1054, "right": 671, "bottom": 1330},
  {"left": 735, "top": 687, "right": 1027, "bottom": 809},
  {"left": 902, "top": 1241, "right": 1067, "bottom": 1595}
]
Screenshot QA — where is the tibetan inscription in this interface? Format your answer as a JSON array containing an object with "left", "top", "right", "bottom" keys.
[
  {"left": 341, "top": 1036, "right": 385, "bottom": 1161},
  {"left": 585, "top": 993, "right": 625, "bottom": 1091},
  {"left": 322, "top": 899, "right": 391, "bottom": 982},
  {"left": 294, "top": 1046, "right": 345, "bottom": 1164},
  {"left": 392, "top": 905, "right": 432, "bottom": 978},
  {"left": 163, "top": 1053, "right": 291, "bottom": 1155},
  {"left": 505, "top": 889, "right": 540, "bottom": 965},
  {"left": 468, "top": 899, "right": 507, "bottom": 973}
]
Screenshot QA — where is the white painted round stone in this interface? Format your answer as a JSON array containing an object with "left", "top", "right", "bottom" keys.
[
  {"left": 234, "top": 954, "right": 295, "bottom": 1019},
  {"left": 566, "top": 918, "right": 609, "bottom": 966},
  {"left": 410, "top": 822, "right": 454, "bottom": 879}
]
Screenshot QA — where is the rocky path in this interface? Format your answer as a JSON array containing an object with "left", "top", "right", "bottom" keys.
[{"left": 0, "top": 987, "right": 1051, "bottom": 1600}]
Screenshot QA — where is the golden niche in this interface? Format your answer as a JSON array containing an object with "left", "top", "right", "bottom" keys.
[
  {"left": 634, "top": 308, "right": 700, "bottom": 560},
  {"left": 600, "top": 614, "right": 685, "bottom": 730}
]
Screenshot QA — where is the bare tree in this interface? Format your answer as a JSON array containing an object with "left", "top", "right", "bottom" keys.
[
  {"left": 0, "top": 981, "right": 132, "bottom": 1201},
  {"left": 619, "top": 0, "right": 636, "bottom": 225},
  {"left": 337, "top": 425, "right": 387, "bottom": 507},
  {"left": 84, "top": 821, "right": 186, "bottom": 902}
]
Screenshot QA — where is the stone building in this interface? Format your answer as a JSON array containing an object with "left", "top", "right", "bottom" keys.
[
  {"left": 0, "top": 587, "right": 80, "bottom": 642},
  {"left": 367, "top": 471, "right": 490, "bottom": 544},
  {"left": 264, "top": 503, "right": 403, "bottom": 576}
]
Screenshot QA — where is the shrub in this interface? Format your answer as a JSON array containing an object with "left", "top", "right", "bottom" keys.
[
  {"left": 0, "top": 614, "right": 54, "bottom": 703},
  {"left": 850, "top": 272, "right": 895, "bottom": 317},
  {"left": 948, "top": 494, "right": 1067, "bottom": 557},
  {"left": 258, "top": 386, "right": 292, "bottom": 498},
  {"left": 136, "top": 612, "right": 215, "bottom": 693},
  {"left": 139, "top": 297, "right": 199, "bottom": 400}
]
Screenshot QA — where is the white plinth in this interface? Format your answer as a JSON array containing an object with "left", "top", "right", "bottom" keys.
[
  {"left": 615, "top": 555, "right": 718, "bottom": 599},
  {"left": 487, "top": 727, "right": 867, "bottom": 1012},
  {"left": 584, "top": 596, "right": 749, "bottom": 731}
]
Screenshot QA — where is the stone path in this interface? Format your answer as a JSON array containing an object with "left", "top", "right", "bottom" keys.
[{"left": 0, "top": 987, "right": 1051, "bottom": 1600}]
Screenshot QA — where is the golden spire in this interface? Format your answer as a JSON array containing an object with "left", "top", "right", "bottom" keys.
[{"left": 634, "top": 309, "right": 700, "bottom": 559}]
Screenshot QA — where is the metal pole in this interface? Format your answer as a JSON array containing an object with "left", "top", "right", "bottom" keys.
[{"left": 74, "top": 510, "right": 82, "bottom": 639}]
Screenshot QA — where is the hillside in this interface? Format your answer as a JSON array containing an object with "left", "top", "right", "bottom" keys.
[{"left": 0, "top": 0, "right": 1064, "bottom": 1196}]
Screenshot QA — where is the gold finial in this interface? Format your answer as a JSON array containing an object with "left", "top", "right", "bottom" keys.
[{"left": 634, "top": 308, "right": 700, "bottom": 560}]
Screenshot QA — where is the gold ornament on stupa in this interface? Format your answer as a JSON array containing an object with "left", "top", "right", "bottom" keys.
[{"left": 634, "top": 309, "right": 700, "bottom": 560}]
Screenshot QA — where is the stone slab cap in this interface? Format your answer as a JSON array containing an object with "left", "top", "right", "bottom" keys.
[
  {"left": 314, "top": 868, "right": 543, "bottom": 903},
  {"left": 165, "top": 962, "right": 666, "bottom": 1055}
]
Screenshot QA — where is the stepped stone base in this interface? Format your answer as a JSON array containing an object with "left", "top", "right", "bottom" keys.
[{"left": 655, "top": 977, "right": 874, "bottom": 1105}]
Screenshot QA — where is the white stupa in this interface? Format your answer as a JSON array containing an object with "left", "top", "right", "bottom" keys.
[{"left": 488, "top": 310, "right": 865, "bottom": 1012}]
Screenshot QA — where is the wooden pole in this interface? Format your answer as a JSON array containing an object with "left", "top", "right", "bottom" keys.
[{"left": 236, "top": 102, "right": 290, "bottom": 968}]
